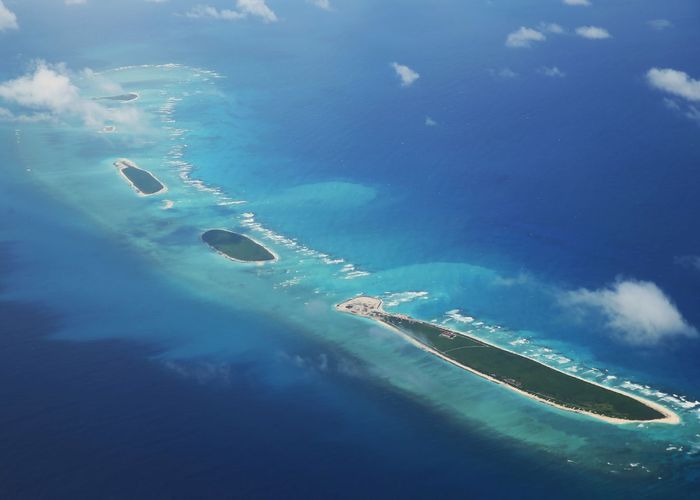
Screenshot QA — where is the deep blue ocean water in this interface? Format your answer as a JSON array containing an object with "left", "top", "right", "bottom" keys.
[
  {"left": 0, "top": 158, "right": 608, "bottom": 498},
  {"left": 2, "top": 0, "right": 700, "bottom": 497}
]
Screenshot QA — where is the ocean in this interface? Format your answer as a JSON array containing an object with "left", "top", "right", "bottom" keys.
[{"left": 1, "top": 0, "right": 700, "bottom": 497}]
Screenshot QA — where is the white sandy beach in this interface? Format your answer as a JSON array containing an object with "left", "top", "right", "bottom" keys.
[
  {"left": 202, "top": 227, "right": 279, "bottom": 264},
  {"left": 336, "top": 296, "right": 680, "bottom": 425},
  {"left": 114, "top": 158, "right": 168, "bottom": 197}
]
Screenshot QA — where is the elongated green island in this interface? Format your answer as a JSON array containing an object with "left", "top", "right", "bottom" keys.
[
  {"left": 95, "top": 92, "right": 139, "bottom": 102},
  {"left": 337, "top": 297, "right": 679, "bottom": 424},
  {"left": 114, "top": 159, "right": 166, "bottom": 196},
  {"left": 202, "top": 229, "right": 277, "bottom": 263}
]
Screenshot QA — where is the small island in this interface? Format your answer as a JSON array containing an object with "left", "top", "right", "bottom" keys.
[
  {"left": 202, "top": 229, "right": 277, "bottom": 263},
  {"left": 95, "top": 92, "right": 139, "bottom": 102},
  {"left": 337, "top": 296, "right": 679, "bottom": 425},
  {"left": 114, "top": 159, "right": 167, "bottom": 196}
]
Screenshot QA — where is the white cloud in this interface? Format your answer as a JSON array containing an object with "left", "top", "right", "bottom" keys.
[
  {"left": 563, "top": 0, "right": 591, "bottom": 6},
  {"left": 675, "top": 255, "right": 700, "bottom": 271},
  {"left": 185, "top": 0, "right": 277, "bottom": 23},
  {"left": 0, "top": 63, "right": 81, "bottom": 111},
  {"left": 391, "top": 62, "right": 420, "bottom": 87},
  {"left": 539, "top": 22, "right": 565, "bottom": 34},
  {"left": 307, "top": 0, "right": 331, "bottom": 10},
  {"left": 663, "top": 97, "right": 681, "bottom": 111},
  {"left": 648, "top": 19, "right": 672, "bottom": 31},
  {"left": 563, "top": 279, "right": 697, "bottom": 345},
  {"left": 649, "top": 69, "right": 700, "bottom": 123},
  {"left": 0, "top": 107, "right": 52, "bottom": 122},
  {"left": 506, "top": 27, "right": 546, "bottom": 48},
  {"left": 0, "top": 0, "right": 18, "bottom": 31},
  {"left": 575, "top": 26, "right": 611, "bottom": 39},
  {"left": 65, "top": 0, "right": 87, "bottom": 4},
  {"left": 647, "top": 68, "right": 700, "bottom": 102},
  {"left": 493, "top": 272, "right": 529, "bottom": 287},
  {"left": 686, "top": 106, "right": 700, "bottom": 123},
  {"left": 237, "top": 0, "right": 277, "bottom": 22},
  {"left": 539, "top": 66, "right": 566, "bottom": 77},
  {"left": 81, "top": 68, "right": 124, "bottom": 95},
  {"left": 425, "top": 116, "right": 437, "bottom": 126},
  {"left": 185, "top": 5, "right": 245, "bottom": 20},
  {"left": 489, "top": 67, "right": 518, "bottom": 79},
  {"left": 0, "top": 61, "right": 142, "bottom": 129}
]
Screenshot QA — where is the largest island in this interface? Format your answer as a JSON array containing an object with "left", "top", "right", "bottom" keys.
[{"left": 337, "top": 297, "right": 679, "bottom": 424}]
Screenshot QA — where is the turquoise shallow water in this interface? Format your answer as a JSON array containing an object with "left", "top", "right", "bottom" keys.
[
  {"left": 3, "top": 0, "right": 700, "bottom": 495},
  {"left": 4, "top": 64, "right": 700, "bottom": 492}
]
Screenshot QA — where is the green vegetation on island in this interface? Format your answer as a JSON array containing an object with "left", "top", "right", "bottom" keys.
[
  {"left": 95, "top": 93, "right": 139, "bottom": 102},
  {"left": 382, "top": 315, "right": 665, "bottom": 422},
  {"left": 337, "top": 297, "right": 675, "bottom": 423},
  {"left": 114, "top": 159, "right": 165, "bottom": 196},
  {"left": 120, "top": 165, "right": 165, "bottom": 195},
  {"left": 202, "top": 229, "right": 276, "bottom": 263}
]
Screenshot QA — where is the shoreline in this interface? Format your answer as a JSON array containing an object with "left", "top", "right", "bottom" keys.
[
  {"left": 336, "top": 297, "right": 680, "bottom": 426},
  {"left": 96, "top": 92, "right": 140, "bottom": 103},
  {"left": 114, "top": 158, "right": 168, "bottom": 197},
  {"left": 202, "top": 227, "right": 279, "bottom": 264}
]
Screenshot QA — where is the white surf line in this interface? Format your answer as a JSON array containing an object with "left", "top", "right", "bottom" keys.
[
  {"left": 149, "top": 76, "right": 365, "bottom": 279},
  {"left": 338, "top": 297, "right": 680, "bottom": 425},
  {"left": 113, "top": 158, "right": 168, "bottom": 197},
  {"left": 147, "top": 67, "right": 695, "bottom": 426},
  {"left": 439, "top": 307, "right": 697, "bottom": 417}
]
